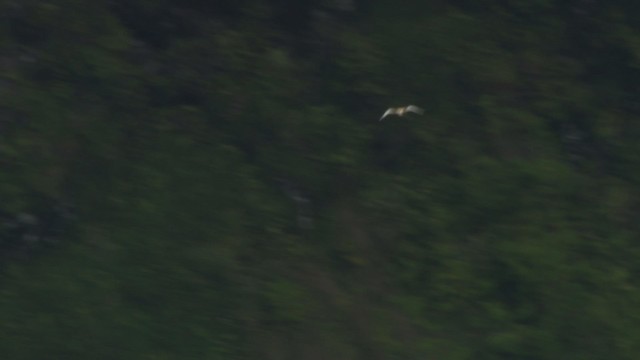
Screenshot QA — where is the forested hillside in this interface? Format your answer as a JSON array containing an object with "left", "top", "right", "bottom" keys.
[{"left": 1, "top": 0, "right": 640, "bottom": 359}]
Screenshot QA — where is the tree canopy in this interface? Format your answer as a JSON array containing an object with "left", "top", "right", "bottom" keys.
[{"left": 1, "top": 0, "right": 640, "bottom": 359}]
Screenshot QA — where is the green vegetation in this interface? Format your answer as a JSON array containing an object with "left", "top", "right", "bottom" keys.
[{"left": 1, "top": 0, "right": 640, "bottom": 358}]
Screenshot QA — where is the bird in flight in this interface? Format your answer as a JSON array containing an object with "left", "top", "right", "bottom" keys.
[{"left": 379, "top": 105, "right": 424, "bottom": 121}]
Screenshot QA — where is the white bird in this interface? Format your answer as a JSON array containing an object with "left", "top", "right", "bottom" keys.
[{"left": 379, "top": 105, "right": 424, "bottom": 121}]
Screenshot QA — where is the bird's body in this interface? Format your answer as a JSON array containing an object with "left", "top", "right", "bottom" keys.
[{"left": 379, "top": 105, "right": 424, "bottom": 121}]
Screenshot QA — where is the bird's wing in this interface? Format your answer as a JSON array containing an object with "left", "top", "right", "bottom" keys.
[
  {"left": 379, "top": 108, "right": 394, "bottom": 121},
  {"left": 406, "top": 105, "right": 424, "bottom": 115}
]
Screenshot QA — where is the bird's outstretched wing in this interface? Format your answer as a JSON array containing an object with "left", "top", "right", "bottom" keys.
[
  {"left": 379, "top": 108, "right": 394, "bottom": 121},
  {"left": 406, "top": 105, "right": 424, "bottom": 115}
]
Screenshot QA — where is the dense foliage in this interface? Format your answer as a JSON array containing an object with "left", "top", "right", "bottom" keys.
[{"left": 1, "top": 0, "right": 640, "bottom": 358}]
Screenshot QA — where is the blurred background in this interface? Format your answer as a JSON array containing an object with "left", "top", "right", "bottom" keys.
[{"left": 1, "top": 0, "right": 640, "bottom": 359}]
